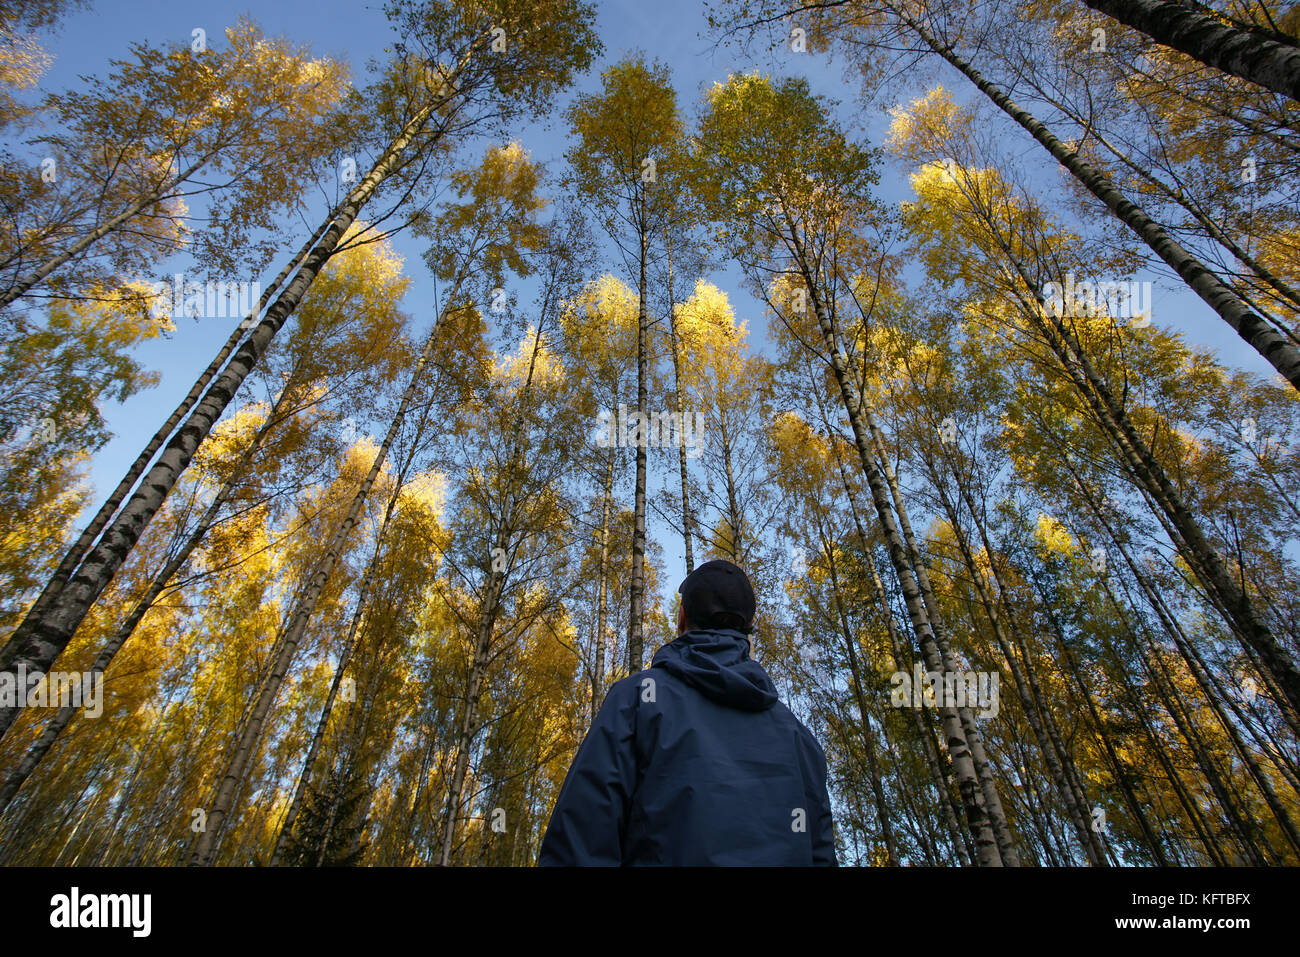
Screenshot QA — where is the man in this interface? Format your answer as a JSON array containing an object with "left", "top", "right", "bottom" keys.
[{"left": 538, "top": 559, "right": 837, "bottom": 866}]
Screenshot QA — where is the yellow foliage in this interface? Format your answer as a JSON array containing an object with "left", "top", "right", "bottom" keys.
[
  {"left": 194, "top": 400, "right": 270, "bottom": 478},
  {"left": 342, "top": 435, "right": 383, "bottom": 479},
  {"left": 561, "top": 273, "right": 639, "bottom": 342},
  {"left": 886, "top": 87, "right": 968, "bottom": 165},
  {"left": 1034, "top": 512, "right": 1077, "bottom": 556},
  {"left": 493, "top": 325, "right": 566, "bottom": 390},
  {"left": 676, "top": 279, "right": 745, "bottom": 348},
  {"left": 397, "top": 470, "right": 448, "bottom": 521}
]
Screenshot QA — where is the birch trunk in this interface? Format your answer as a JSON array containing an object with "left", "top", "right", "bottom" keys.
[
  {"left": 435, "top": 570, "right": 502, "bottom": 865},
  {"left": 437, "top": 318, "right": 550, "bottom": 865},
  {"left": 789, "top": 230, "right": 1001, "bottom": 864},
  {"left": 720, "top": 422, "right": 743, "bottom": 560},
  {"left": 885, "top": 0, "right": 1300, "bottom": 389},
  {"left": 627, "top": 227, "right": 649, "bottom": 672},
  {"left": 592, "top": 444, "right": 614, "bottom": 719},
  {"left": 1029, "top": 565, "right": 1175, "bottom": 864},
  {"left": 1046, "top": 314, "right": 1300, "bottom": 718},
  {"left": 925, "top": 450, "right": 1105, "bottom": 864},
  {"left": 0, "top": 82, "right": 462, "bottom": 740},
  {"left": 0, "top": 382, "right": 293, "bottom": 814},
  {"left": 189, "top": 292, "right": 453, "bottom": 865},
  {"left": 1139, "top": 626, "right": 1272, "bottom": 864},
  {"left": 1072, "top": 470, "right": 1300, "bottom": 859},
  {"left": 271, "top": 338, "right": 443, "bottom": 865},
  {"left": 1082, "top": 0, "right": 1300, "bottom": 103},
  {"left": 270, "top": 482, "right": 396, "bottom": 865},
  {"left": 946, "top": 457, "right": 1112, "bottom": 863},
  {"left": 0, "top": 205, "right": 337, "bottom": 673},
  {"left": 666, "top": 240, "right": 696, "bottom": 570},
  {"left": 961, "top": 164, "right": 1300, "bottom": 720},
  {"left": 827, "top": 414, "right": 972, "bottom": 864},
  {"left": 823, "top": 531, "right": 900, "bottom": 864},
  {"left": 861, "top": 411, "right": 1019, "bottom": 865}
]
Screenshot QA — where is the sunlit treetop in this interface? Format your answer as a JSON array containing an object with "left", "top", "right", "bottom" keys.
[
  {"left": 1034, "top": 511, "right": 1078, "bottom": 557},
  {"left": 493, "top": 324, "right": 565, "bottom": 392},
  {"left": 694, "top": 71, "right": 879, "bottom": 262}
]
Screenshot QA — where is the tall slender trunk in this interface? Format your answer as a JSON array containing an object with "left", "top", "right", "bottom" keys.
[
  {"left": 271, "top": 478, "right": 399, "bottom": 864},
  {"left": 592, "top": 444, "right": 614, "bottom": 719},
  {"left": 720, "top": 422, "right": 742, "bottom": 561},
  {"left": 788, "top": 227, "right": 1001, "bottom": 865},
  {"left": 0, "top": 85, "right": 464, "bottom": 741},
  {"left": 127, "top": 672, "right": 221, "bottom": 865},
  {"left": 438, "top": 319, "right": 549, "bottom": 865},
  {"left": 1037, "top": 106, "right": 1300, "bottom": 323},
  {"left": 1080, "top": 520, "right": 1272, "bottom": 863},
  {"left": 666, "top": 242, "right": 695, "bottom": 570},
  {"left": 190, "top": 289, "right": 455, "bottom": 865},
  {"left": 1017, "top": 750, "right": 1061, "bottom": 866},
  {"left": 924, "top": 449, "right": 1105, "bottom": 865},
  {"left": 1138, "top": 622, "right": 1273, "bottom": 864},
  {"left": 825, "top": 407, "right": 971, "bottom": 864},
  {"left": 1082, "top": 0, "right": 1300, "bottom": 103},
  {"left": 1066, "top": 460, "right": 1300, "bottom": 858},
  {"left": 627, "top": 227, "right": 649, "bottom": 672},
  {"left": 881, "top": 730, "right": 941, "bottom": 865},
  {"left": 0, "top": 204, "right": 338, "bottom": 673},
  {"left": 872, "top": 538, "right": 972, "bottom": 865},
  {"left": 1044, "top": 311, "right": 1300, "bottom": 717},
  {"left": 1025, "top": 556, "right": 1175, "bottom": 864},
  {"left": 884, "top": 0, "right": 1300, "bottom": 388},
  {"left": 92, "top": 678, "right": 183, "bottom": 864},
  {"left": 1094, "top": 610, "right": 1242, "bottom": 863},
  {"left": 957, "top": 159, "right": 1300, "bottom": 720},
  {"left": 821, "top": 522, "right": 899, "bottom": 864},
  {"left": 0, "top": 383, "right": 295, "bottom": 814},
  {"left": 436, "top": 568, "right": 502, "bottom": 866},
  {"left": 271, "top": 348, "right": 443, "bottom": 866},
  {"left": 398, "top": 721, "right": 439, "bottom": 865},
  {"left": 861, "top": 411, "right": 1019, "bottom": 865},
  {"left": 942, "top": 452, "right": 1112, "bottom": 864},
  {"left": 271, "top": 613, "right": 363, "bottom": 864}
]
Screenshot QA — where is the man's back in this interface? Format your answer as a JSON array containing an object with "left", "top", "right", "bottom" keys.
[{"left": 538, "top": 628, "right": 837, "bottom": 866}]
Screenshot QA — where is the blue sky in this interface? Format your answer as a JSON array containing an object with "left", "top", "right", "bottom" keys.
[
  {"left": 31, "top": 0, "right": 862, "bottom": 617},
  {"left": 27, "top": 0, "right": 1285, "bottom": 623}
]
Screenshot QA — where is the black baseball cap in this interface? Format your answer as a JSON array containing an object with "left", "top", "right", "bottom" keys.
[{"left": 678, "top": 559, "right": 756, "bottom": 633}]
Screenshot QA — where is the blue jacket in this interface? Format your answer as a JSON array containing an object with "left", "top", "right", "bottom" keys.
[{"left": 538, "top": 628, "right": 837, "bottom": 866}]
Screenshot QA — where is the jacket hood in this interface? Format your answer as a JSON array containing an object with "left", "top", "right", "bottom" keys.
[{"left": 651, "top": 628, "right": 779, "bottom": 712}]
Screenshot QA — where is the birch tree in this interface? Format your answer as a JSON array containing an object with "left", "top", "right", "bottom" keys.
[
  {"left": 0, "top": 0, "right": 599, "bottom": 740},
  {"left": 564, "top": 56, "right": 686, "bottom": 672},
  {"left": 694, "top": 72, "right": 1011, "bottom": 864}
]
